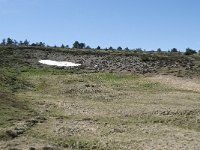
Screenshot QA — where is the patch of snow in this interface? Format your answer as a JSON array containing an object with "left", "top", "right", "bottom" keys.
[{"left": 39, "top": 60, "right": 81, "bottom": 67}]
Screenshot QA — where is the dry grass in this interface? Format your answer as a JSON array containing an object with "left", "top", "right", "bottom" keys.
[
  {"left": 148, "top": 75, "right": 200, "bottom": 93},
  {"left": 1, "top": 71, "right": 200, "bottom": 149}
]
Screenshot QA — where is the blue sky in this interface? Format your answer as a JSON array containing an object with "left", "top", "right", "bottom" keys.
[{"left": 0, "top": 0, "right": 200, "bottom": 51}]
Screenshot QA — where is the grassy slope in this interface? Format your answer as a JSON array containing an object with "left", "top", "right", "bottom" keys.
[
  {"left": 0, "top": 47, "right": 200, "bottom": 149},
  {"left": 1, "top": 69, "right": 199, "bottom": 149}
]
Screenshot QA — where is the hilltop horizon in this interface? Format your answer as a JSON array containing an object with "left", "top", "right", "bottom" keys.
[{"left": 1, "top": 37, "right": 199, "bottom": 54}]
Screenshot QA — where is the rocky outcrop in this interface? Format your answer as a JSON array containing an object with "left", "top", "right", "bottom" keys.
[{"left": 7, "top": 47, "right": 200, "bottom": 76}]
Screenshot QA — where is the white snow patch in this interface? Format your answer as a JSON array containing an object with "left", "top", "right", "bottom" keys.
[{"left": 39, "top": 60, "right": 81, "bottom": 67}]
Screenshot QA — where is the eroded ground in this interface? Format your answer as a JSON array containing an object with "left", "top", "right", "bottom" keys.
[{"left": 1, "top": 70, "right": 200, "bottom": 150}]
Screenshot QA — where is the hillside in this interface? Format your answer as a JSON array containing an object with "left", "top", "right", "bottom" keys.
[
  {"left": 1, "top": 46, "right": 200, "bottom": 76},
  {"left": 0, "top": 46, "right": 200, "bottom": 150}
]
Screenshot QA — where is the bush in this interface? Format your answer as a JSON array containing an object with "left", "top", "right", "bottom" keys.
[{"left": 185, "top": 48, "right": 197, "bottom": 55}]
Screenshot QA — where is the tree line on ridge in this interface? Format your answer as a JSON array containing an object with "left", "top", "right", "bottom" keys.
[{"left": 0, "top": 37, "right": 199, "bottom": 55}]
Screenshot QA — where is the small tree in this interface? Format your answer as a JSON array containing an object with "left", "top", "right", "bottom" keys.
[
  {"left": 185, "top": 48, "right": 197, "bottom": 55},
  {"left": 6, "top": 38, "right": 14, "bottom": 45},
  {"left": 40, "top": 42, "right": 45, "bottom": 47},
  {"left": 61, "top": 44, "right": 65, "bottom": 48},
  {"left": 124, "top": 47, "right": 129, "bottom": 51},
  {"left": 23, "top": 39, "right": 29, "bottom": 46},
  {"left": 117, "top": 46, "right": 122, "bottom": 50},
  {"left": 13, "top": 40, "right": 18, "bottom": 45},
  {"left": 73, "top": 41, "right": 85, "bottom": 49},
  {"left": 31, "top": 43, "right": 37, "bottom": 46},
  {"left": 97, "top": 46, "right": 101, "bottom": 50},
  {"left": 73, "top": 41, "right": 80, "bottom": 49},
  {"left": 36, "top": 42, "right": 45, "bottom": 47},
  {"left": 19, "top": 41, "right": 23, "bottom": 46},
  {"left": 171, "top": 48, "right": 178, "bottom": 53},
  {"left": 157, "top": 48, "right": 162, "bottom": 52},
  {"left": 1, "top": 39, "right": 6, "bottom": 45},
  {"left": 85, "top": 45, "right": 91, "bottom": 49},
  {"left": 79, "top": 43, "right": 86, "bottom": 49},
  {"left": 109, "top": 46, "right": 113, "bottom": 50},
  {"left": 135, "top": 48, "right": 143, "bottom": 52}
]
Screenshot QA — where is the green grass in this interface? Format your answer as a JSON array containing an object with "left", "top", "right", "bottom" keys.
[
  {"left": 0, "top": 67, "right": 36, "bottom": 130},
  {"left": 0, "top": 92, "right": 34, "bottom": 127}
]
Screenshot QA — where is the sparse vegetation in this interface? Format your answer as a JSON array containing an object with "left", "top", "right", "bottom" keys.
[{"left": 0, "top": 44, "right": 200, "bottom": 149}]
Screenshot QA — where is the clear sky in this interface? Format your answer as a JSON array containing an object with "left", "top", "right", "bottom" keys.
[{"left": 1, "top": 0, "right": 200, "bottom": 51}]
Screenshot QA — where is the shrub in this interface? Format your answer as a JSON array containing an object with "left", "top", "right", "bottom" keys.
[{"left": 185, "top": 48, "right": 197, "bottom": 55}]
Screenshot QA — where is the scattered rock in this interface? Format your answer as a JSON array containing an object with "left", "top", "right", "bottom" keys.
[
  {"left": 6, "top": 116, "right": 47, "bottom": 138},
  {"left": 6, "top": 130, "right": 18, "bottom": 138},
  {"left": 42, "top": 146, "right": 60, "bottom": 150},
  {"left": 10, "top": 48, "right": 200, "bottom": 77}
]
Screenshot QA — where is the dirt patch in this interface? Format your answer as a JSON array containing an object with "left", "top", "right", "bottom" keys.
[{"left": 148, "top": 75, "right": 200, "bottom": 93}]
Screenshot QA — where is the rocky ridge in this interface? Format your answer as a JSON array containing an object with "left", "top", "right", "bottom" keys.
[{"left": 9, "top": 47, "right": 199, "bottom": 77}]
